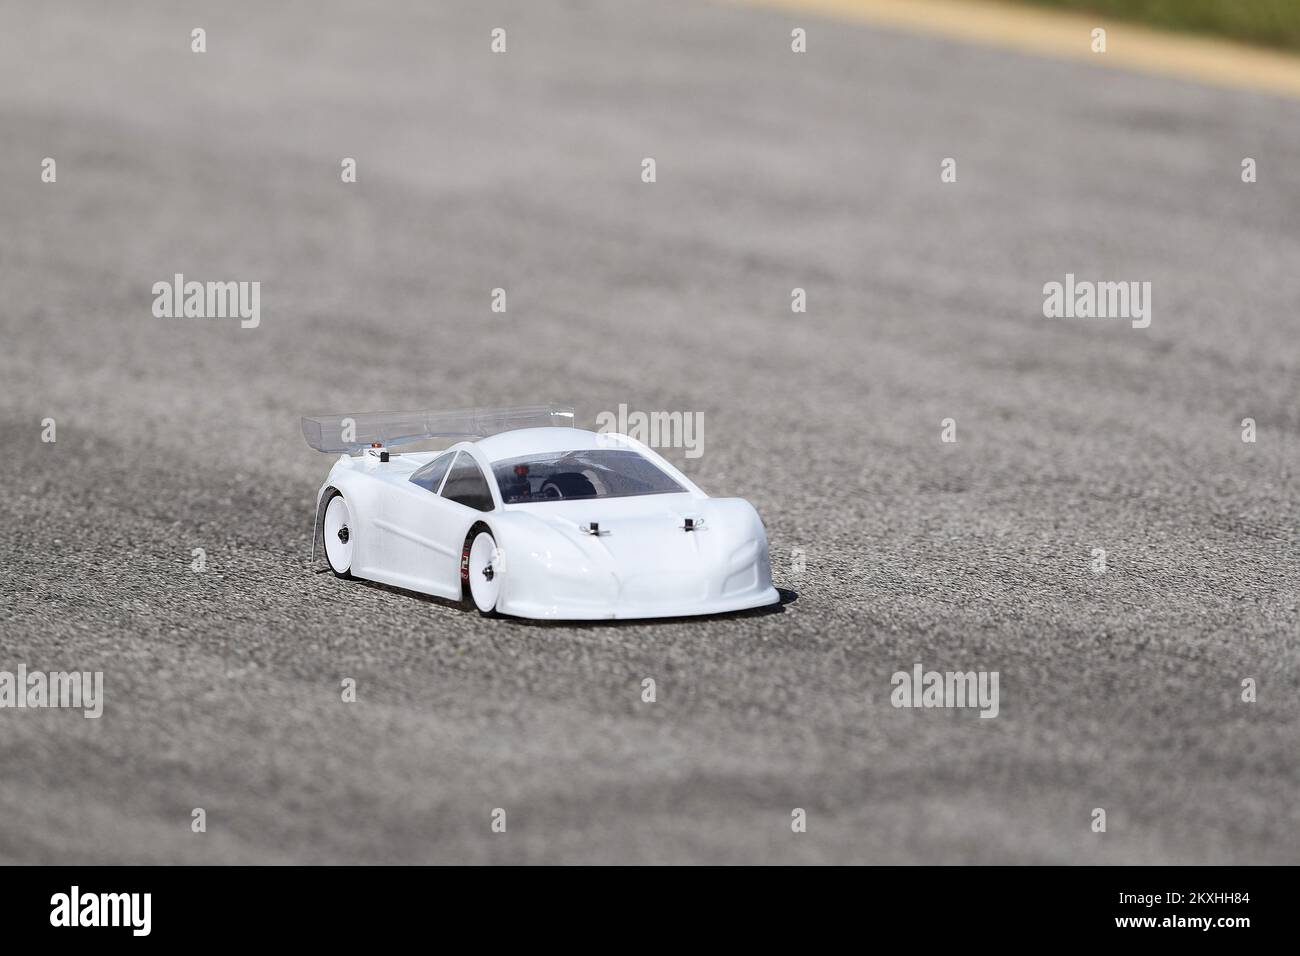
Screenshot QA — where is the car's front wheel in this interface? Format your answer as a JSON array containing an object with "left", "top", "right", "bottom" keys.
[{"left": 463, "top": 528, "right": 502, "bottom": 616}]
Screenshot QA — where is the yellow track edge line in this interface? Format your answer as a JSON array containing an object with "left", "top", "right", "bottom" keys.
[{"left": 730, "top": 0, "right": 1300, "bottom": 101}]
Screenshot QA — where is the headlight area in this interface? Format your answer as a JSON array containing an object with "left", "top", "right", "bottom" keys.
[
  {"left": 722, "top": 538, "right": 763, "bottom": 596},
  {"left": 508, "top": 550, "right": 618, "bottom": 609}
]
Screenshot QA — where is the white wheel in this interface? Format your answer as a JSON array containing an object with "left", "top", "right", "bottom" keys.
[
  {"left": 466, "top": 530, "right": 501, "bottom": 615},
  {"left": 323, "top": 493, "right": 354, "bottom": 578}
]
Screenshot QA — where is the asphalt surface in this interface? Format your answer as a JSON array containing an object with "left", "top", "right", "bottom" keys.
[{"left": 1, "top": 0, "right": 1298, "bottom": 864}]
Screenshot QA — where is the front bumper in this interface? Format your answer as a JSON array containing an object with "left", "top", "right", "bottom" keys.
[{"left": 499, "top": 582, "right": 781, "bottom": 621}]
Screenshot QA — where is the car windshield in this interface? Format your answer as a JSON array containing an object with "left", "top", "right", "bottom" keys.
[{"left": 491, "top": 449, "right": 685, "bottom": 504}]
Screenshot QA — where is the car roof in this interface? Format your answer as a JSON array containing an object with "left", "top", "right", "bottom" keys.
[{"left": 474, "top": 427, "right": 615, "bottom": 463}]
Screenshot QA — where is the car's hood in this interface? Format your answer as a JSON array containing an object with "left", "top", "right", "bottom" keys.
[
  {"left": 494, "top": 493, "right": 774, "bottom": 617},
  {"left": 502, "top": 493, "right": 761, "bottom": 572}
]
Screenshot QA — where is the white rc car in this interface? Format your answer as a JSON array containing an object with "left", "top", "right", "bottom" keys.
[{"left": 302, "top": 405, "right": 780, "bottom": 620}]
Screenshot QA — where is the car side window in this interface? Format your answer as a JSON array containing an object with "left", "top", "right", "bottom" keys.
[
  {"left": 440, "top": 453, "right": 495, "bottom": 512},
  {"left": 409, "top": 451, "right": 455, "bottom": 493}
]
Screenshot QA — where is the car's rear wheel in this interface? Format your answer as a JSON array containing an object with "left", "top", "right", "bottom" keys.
[
  {"left": 322, "top": 491, "right": 355, "bottom": 579},
  {"left": 464, "top": 528, "right": 501, "bottom": 616}
]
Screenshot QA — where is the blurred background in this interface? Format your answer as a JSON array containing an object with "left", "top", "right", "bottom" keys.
[{"left": 1016, "top": 0, "right": 1300, "bottom": 50}]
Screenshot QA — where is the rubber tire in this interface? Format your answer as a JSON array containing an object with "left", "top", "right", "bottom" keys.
[
  {"left": 462, "top": 528, "right": 501, "bottom": 617},
  {"left": 322, "top": 491, "right": 355, "bottom": 579}
]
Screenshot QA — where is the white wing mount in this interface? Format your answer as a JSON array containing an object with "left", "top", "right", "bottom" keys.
[{"left": 301, "top": 404, "right": 574, "bottom": 454}]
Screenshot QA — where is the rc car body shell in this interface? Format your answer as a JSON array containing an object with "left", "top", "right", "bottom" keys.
[{"left": 312, "top": 427, "right": 779, "bottom": 620}]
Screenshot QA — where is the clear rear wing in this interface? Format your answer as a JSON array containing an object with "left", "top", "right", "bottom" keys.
[{"left": 301, "top": 404, "right": 574, "bottom": 454}]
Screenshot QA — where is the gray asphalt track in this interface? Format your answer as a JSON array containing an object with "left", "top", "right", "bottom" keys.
[{"left": 2, "top": 0, "right": 1298, "bottom": 864}]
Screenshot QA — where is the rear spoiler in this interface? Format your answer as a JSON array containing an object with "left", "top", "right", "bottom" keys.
[{"left": 301, "top": 404, "right": 574, "bottom": 454}]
